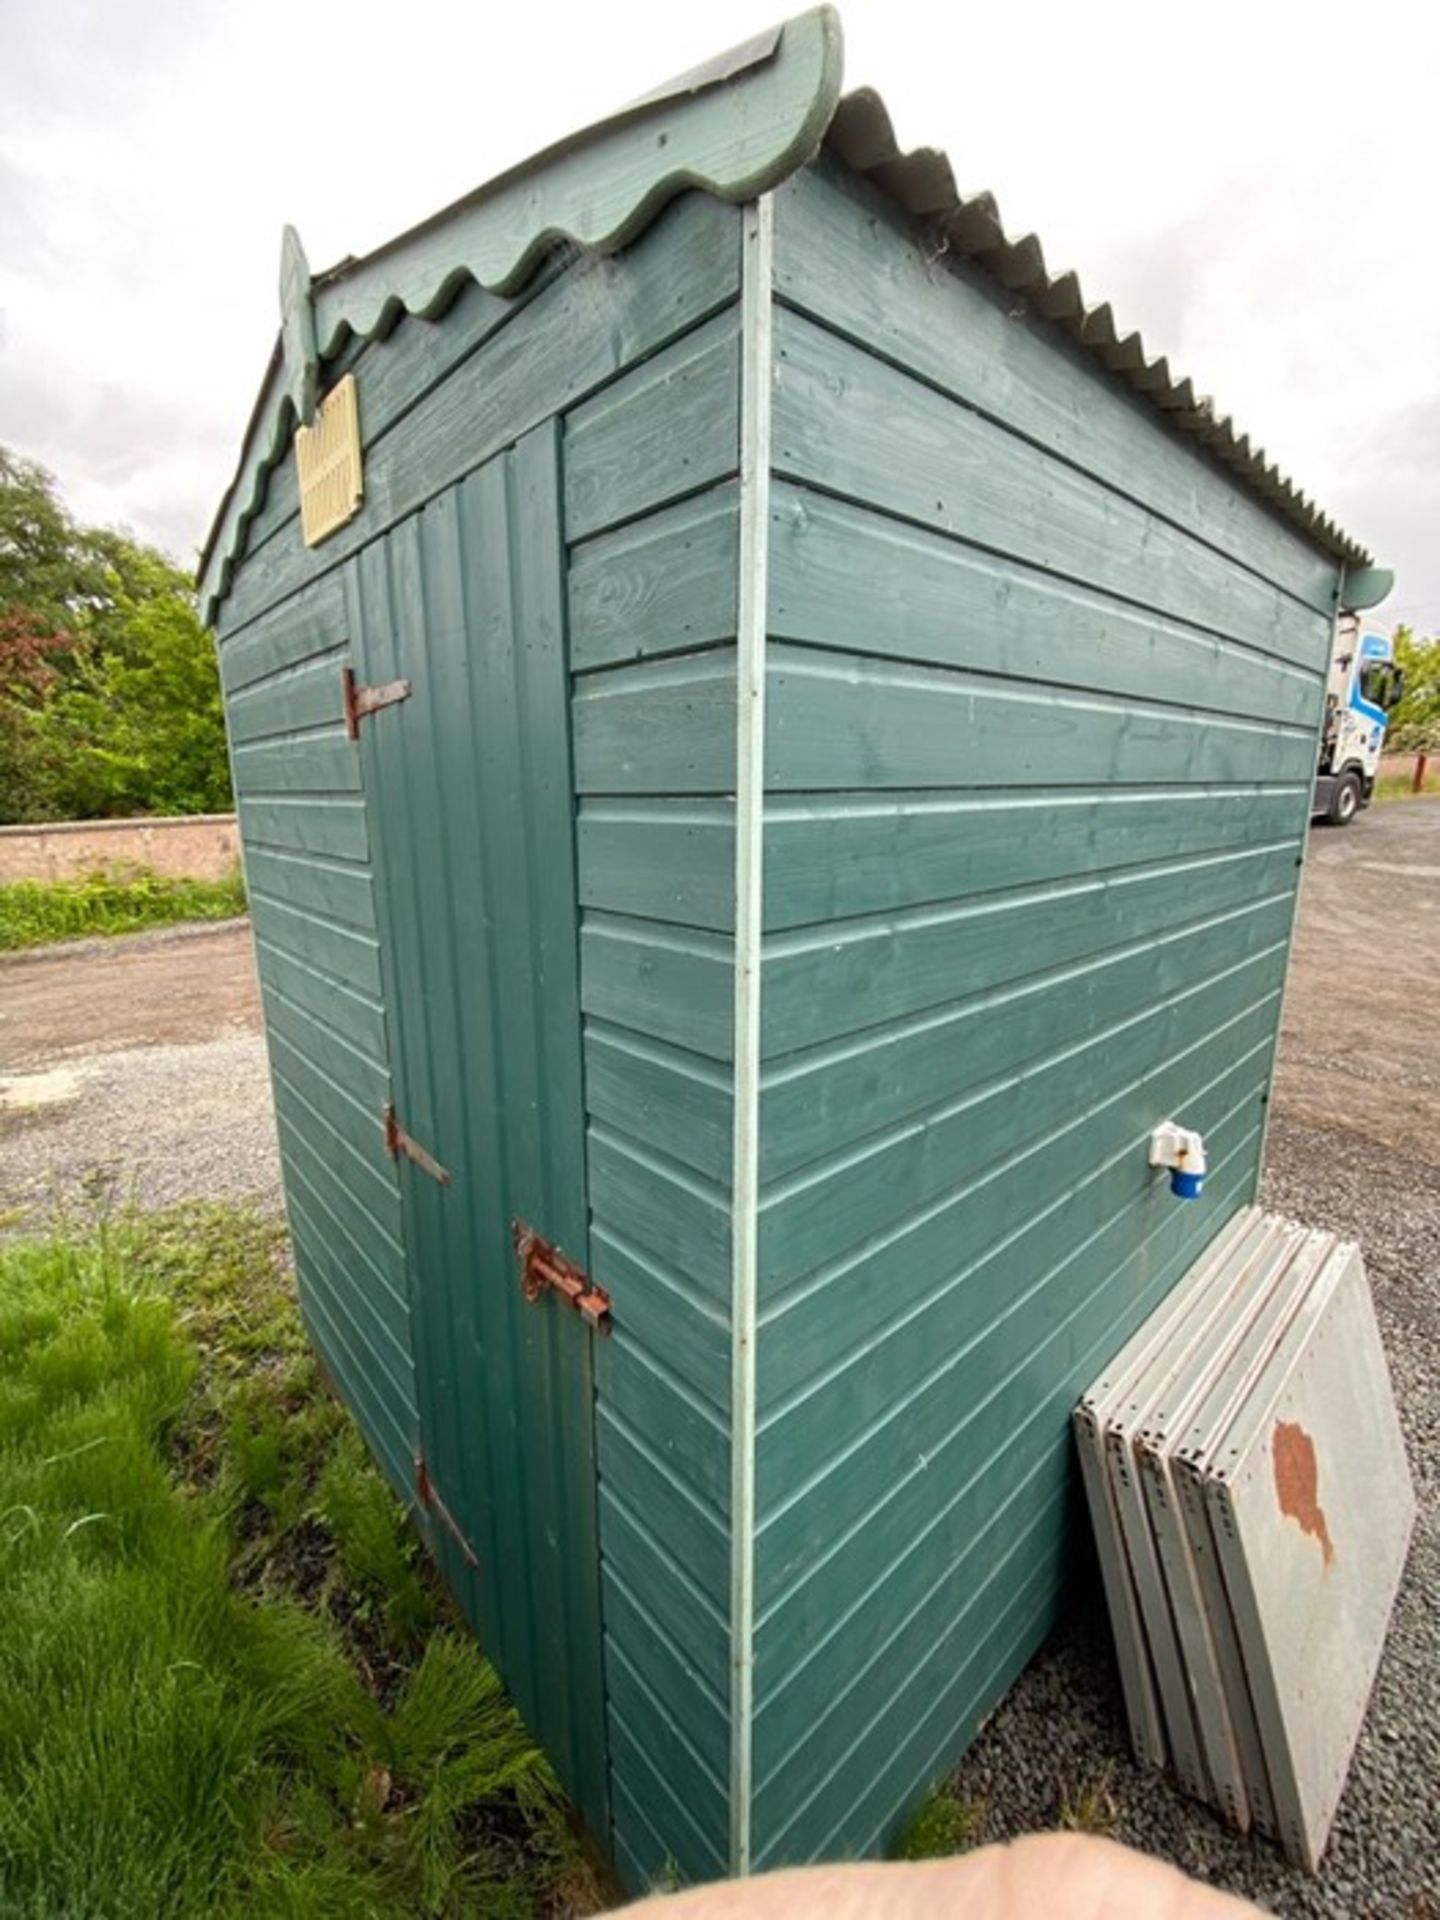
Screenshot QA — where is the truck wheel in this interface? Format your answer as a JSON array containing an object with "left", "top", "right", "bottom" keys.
[{"left": 1327, "top": 770, "right": 1361, "bottom": 826}]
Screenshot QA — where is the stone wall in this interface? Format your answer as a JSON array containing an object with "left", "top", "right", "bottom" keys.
[{"left": 0, "top": 814, "right": 241, "bottom": 884}]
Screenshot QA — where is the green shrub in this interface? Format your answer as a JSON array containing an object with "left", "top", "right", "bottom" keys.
[{"left": 0, "top": 862, "right": 247, "bottom": 950}]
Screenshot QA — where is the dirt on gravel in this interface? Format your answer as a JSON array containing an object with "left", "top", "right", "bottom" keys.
[
  {"left": 0, "top": 920, "right": 274, "bottom": 1219},
  {"left": 0, "top": 919, "right": 261, "bottom": 1069},
  {"left": 1278, "top": 800, "right": 1440, "bottom": 1164}
]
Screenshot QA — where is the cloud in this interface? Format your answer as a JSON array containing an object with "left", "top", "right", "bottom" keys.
[
  {"left": 0, "top": 0, "right": 1435, "bottom": 631},
  {"left": 1326, "top": 396, "right": 1440, "bottom": 632}
]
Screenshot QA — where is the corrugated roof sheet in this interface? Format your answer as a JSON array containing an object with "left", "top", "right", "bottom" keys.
[
  {"left": 823, "top": 87, "right": 1370, "bottom": 565},
  {"left": 199, "top": 5, "right": 1370, "bottom": 618}
]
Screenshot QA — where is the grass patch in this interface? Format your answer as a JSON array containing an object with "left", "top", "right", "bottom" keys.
[
  {"left": 0, "top": 862, "right": 247, "bottom": 951},
  {"left": 893, "top": 1783, "right": 987, "bottom": 1860},
  {"left": 1372, "top": 769, "right": 1439, "bottom": 802},
  {"left": 0, "top": 1204, "right": 597, "bottom": 1918},
  {"left": 1057, "top": 1768, "right": 1118, "bottom": 1836}
]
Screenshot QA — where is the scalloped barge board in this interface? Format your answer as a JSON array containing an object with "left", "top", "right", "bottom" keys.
[
  {"left": 199, "top": 5, "right": 1376, "bottom": 628},
  {"left": 198, "top": 7, "right": 842, "bottom": 621}
]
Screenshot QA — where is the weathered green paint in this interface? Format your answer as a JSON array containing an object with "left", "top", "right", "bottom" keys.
[
  {"left": 216, "top": 578, "right": 420, "bottom": 1513},
  {"left": 572, "top": 653, "right": 740, "bottom": 796},
  {"left": 244, "top": 846, "right": 374, "bottom": 930},
  {"left": 769, "top": 484, "right": 1323, "bottom": 726},
  {"left": 219, "top": 572, "right": 348, "bottom": 691},
  {"left": 586, "top": 1127, "right": 731, "bottom": 1301},
  {"left": 570, "top": 487, "right": 739, "bottom": 671},
  {"left": 771, "top": 161, "right": 1338, "bottom": 617},
  {"left": 217, "top": 190, "right": 743, "bottom": 638},
  {"left": 565, "top": 311, "right": 740, "bottom": 542},
  {"left": 346, "top": 426, "right": 609, "bottom": 1842},
  {"left": 760, "top": 842, "right": 1300, "bottom": 1057},
  {"left": 577, "top": 800, "right": 737, "bottom": 931},
  {"left": 772, "top": 306, "right": 1330, "bottom": 669},
  {"left": 584, "top": 1022, "right": 734, "bottom": 1182},
  {"left": 237, "top": 794, "right": 369, "bottom": 863},
  {"left": 765, "top": 643, "right": 1316, "bottom": 789},
  {"left": 759, "top": 894, "right": 1294, "bottom": 1181},
  {"left": 742, "top": 158, "right": 1339, "bottom": 1867},
  {"left": 758, "top": 951, "right": 1287, "bottom": 1301},
  {"left": 760, "top": 787, "right": 1306, "bottom": 933},
  {"left": 580, "top": 913, "right": 734, "bottom": 1060},
  {"left": 599, "top": 1488, "right": 730, "bottom": 1696},
  {"left": 210, "top": 112, "right": 1356, "bottom": 1899},
  {"left": 225, "top": 654, "right": 349, "bottom": 743}
]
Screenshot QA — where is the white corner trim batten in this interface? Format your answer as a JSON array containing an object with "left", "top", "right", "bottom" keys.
[{"left": 729, "top": 189, "right": 774, "bottom": 1878}]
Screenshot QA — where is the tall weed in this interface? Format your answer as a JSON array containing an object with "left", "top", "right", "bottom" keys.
[{"left": 0, "top": 862, "right": 247, "bottom": 950}]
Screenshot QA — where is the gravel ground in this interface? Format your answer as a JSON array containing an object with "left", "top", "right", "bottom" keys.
[
  {"left": 949, "top": 805, "right": 1440, "bottom": 1918},
  {"left": 949, "top": 1112, "right": 1440, "bottom": 1918},
  {"left": 0, "top": 917, "right": 279, "bottom": 1224},
  {"left": 1, "top": 809, "right": 1434, "bottom": 1911},
  {"left": 0, "top": 1031, "right": 280, "bottom": 1220}
]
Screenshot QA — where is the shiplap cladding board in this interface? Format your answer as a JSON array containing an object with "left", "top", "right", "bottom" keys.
[
  {"left": 212, "top": 134, "right": 1349, "bottom": 1890},
  {"left": 567, "top": 197, "right": 743, "bottom": 1889},
  {"left": 340, "top": 430, "right": 615, "bottom": 1842},
  {"left": 218, "top": 188, "right": 746, "bottom": 1888},
  {"left": 746, "top": 160, "right": 1341, "bottom": 1867},
  {"left": 220, "top": 189, "right": 745, "bottom": 638},
  {"left": 217, "top": 574, "right": 419, "bottom": 1504}
]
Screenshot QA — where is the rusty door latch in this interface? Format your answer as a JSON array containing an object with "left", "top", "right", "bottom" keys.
[
  {"left": 513, "top": 1220, "right": 611, "bottom": 1331},
  {"left": 342, "top": 666, "right": 412, "bottom": 739},
  {"left": 383, "top": 1103, "right": 450, "bottom": 1185},
  {"left": 414, "top": 1453, "right": 479, "bottom": 1569}
]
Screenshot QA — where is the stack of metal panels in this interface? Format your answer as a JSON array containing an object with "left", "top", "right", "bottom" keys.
[{"left": 1076, "top": 1207, "right": 1414, "bottom": 1870}]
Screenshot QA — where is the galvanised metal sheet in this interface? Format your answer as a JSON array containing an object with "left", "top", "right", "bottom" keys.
[
  {"left": 1102, "top": 1213, "right": 1304, "bottom": 1803},
  {"left": 1143, "top": 1227, "right": 1336, "bottom": 1835},
  {"left": 1168, "top": 1234, "right": 1348, "bottom": 1840},
  {"left": 1207, "top": 1243, "right": 1414, "bottom": 1869},
  {"left": 1073, "top": 1205, "right": 1262, "bottom": 1769}
]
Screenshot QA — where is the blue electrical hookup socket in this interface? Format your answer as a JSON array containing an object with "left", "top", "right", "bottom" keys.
[{"left": 1150, "top": 1122, "right": 1208, "bottom": 1202}]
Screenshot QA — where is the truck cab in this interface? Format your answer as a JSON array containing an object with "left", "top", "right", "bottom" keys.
[{"left": 1313, "top": 615, "right": 1404, "bottom": 825}]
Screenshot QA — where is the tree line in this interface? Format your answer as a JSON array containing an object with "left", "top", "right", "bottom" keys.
[
  {"left": 1390, "top": 625, "right": 1440, "bottom": 753},
  {"left": 1, "top": 440, "right": 1435, "bottom": 827},
  {"left": 0, "top": 446, "right": 231, "bottom": 825}
]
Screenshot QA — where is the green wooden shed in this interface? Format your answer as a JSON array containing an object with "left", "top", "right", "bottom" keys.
[{"left": 199, "top": 7, "right": 1385, "bottom": 1890}]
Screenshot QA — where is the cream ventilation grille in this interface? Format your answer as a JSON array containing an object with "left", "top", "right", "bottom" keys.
[{"left": 295, "top": 374, "right": 363, "bottom": 547}]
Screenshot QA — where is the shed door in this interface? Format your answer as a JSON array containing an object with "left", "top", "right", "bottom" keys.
[{"left": 347, "top": 422, "right": 607, "bottom": 1836}]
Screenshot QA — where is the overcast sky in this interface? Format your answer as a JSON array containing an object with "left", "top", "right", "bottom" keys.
[{"left": 1, "top": 0, "right": 1436, "bottom": 629}]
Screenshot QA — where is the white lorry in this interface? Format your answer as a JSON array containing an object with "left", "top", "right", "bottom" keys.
[{"left": 1313, "top": 615, "right": 1404, "bottom": 825}]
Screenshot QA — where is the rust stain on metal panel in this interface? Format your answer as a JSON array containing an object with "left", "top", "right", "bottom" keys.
[{"left": 1272, "top": 1419, "right": 1335, "bottom": 1567}]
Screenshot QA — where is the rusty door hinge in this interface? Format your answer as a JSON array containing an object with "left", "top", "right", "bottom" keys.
[
  {"left": 383, "top": 1103, "right": 451, "bottom": 1185},
  {"left": 342, "top": 666, "right": 412, "bottom": 739},
  {"left": 414, "top": 1454, "right": 479, "bottom": 1568},
  {"left": 513, "top": 1220, "right": 611, "bottom": 1331}
]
